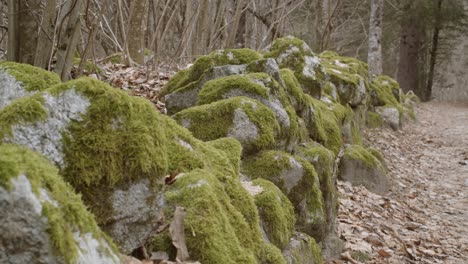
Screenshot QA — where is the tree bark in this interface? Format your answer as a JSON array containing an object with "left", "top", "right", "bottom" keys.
[
  {"left": 7, "top": 0, "right": 18, "bottom": 61},
  {"left": 55, "top": 0, "right": 82, "bottom": 81},
  {"left": 34, "top": 0, "right": 57, "bottom": 69},
  {"left": 426, "top": 0, "right": 444, "bottom": 101},
  {"left": 397, "top": 18, "right": 421, "bottom": 94},
  {"left": 126, "top": 0, "right": 149, "bottom": 64},
  {"left": 368, "top": 0, "right": 384, "bottom": 78}
]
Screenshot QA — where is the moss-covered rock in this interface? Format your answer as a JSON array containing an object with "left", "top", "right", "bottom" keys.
[
  {"left": 264, "top": 36, "right": 325, "bottom": 98},
  {"left": 242, "top": 150, "right": 325, "bottom": 239},
  {"left": 0, "top": 144, "right": 120, "bottom": 264},
  {"left": 319, "top": 51, "right": 368, "bottom": 106},
  {"left": 161, "top": 49, "right": 261, "bottom": 114},
  {"left": 0, "top": 61, "right": 61, "bottom": 110},
  {"left": 197, "top": 73, "right": 304, "bottom": 149},
  {"left": 294, "top": 142, "right": 337, "bottom": 239},
  {"left": 248, "top": 178, "right": 296, "bottom": 249},
  {"left": 366, "top": 111, "right": 384, "bottom": 128},
  {"left": 172, "top": 96, "right": 280, "bottom": 154},
  {"left": 300, "top": 95, "right": 343, "bottom": 155},
  {"left": 282, "top": 232, "right": 323, "bottom": 264},
  {"left": 339, "top": 145, "right": 390, "bottom": 194},
  {"left": 164, "top": 169, "right": 285, "bottom": 264}
]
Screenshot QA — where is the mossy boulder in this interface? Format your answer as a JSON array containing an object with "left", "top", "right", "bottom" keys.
[
  {"left": 319, "top": 51, "right": 368, "bottom": 106},
  {"left": 376, "top": 106, "right": 401, "bottom": 130},
  {"left": 282, "top": 232, "right": 323, "bottom": 264},
  {"left": 0, "top": 77, "right": 170, "bottom": 252},
  {"left": 242, "top": 150, "right": 326, "bottom": 239},
  {"left": 172, "top": 96, "right": 280, "bottom": 154},
  {"left": 246, "top": 179, "right": 296, "bottom": 250},
  {"left": 294, "top": 142, "right": 337, "bottom": 238},
  {"left": 264, "top": 36, "right": 325, "bottom": 98},
  {"left": 161, "top": 49, "right": 261, "bottom": 114},
  {"left": 163, "top": 169, "right": 285, "bottom": 264},
  {"left": 300, "top": 95, "right": 343, "bottom": 155},
  {"left": 197, "top": 73, "right": 304, "bottom": 150},
  {"left": 0, "top": 144, "right": 120, "bottom": 264},
  {"left": 0, "top": 61, "right": 61, "bottom": 110},
  {"left": 338, "top": 145, "right": 390, "bottom": 194}
]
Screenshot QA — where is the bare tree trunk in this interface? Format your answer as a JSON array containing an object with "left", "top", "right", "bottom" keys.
[
  {"left": 226, "top": 0, "right": 245, "bottom": 48},
  {"left": 18, "top": 0, "right": 41, "bottom": 64},
  {"left": 126, "top": 0, "right": 149, "bottom": 64},
  {"left": 55, "top": 0, "right": 82, "bottom": 81},
  {"left": 7, "top": 0, "right": 18, "bottom": 61},
  {"left": 426, "top": 0, "right": 444, "bottom": 101},
  {"left": 368, "top": 0, "right": 383, "bottom": 78},
  {"left": 34, "top": 0, "right": 57, "bottom": 69},
  {"left": 397, "top": 19, "right": 421, "bottom": 94}
]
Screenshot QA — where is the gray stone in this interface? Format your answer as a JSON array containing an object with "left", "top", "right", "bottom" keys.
[
  {"left": 4, "top": 87, "right": 90, "bottom": 166},
  {"left": 376, "top": 107, "right": 400, "bottom": 130},
  {"left": 165, "top": 64, "right": 247, "bottom": 114},
  {"left": 0, "top": 175, "right": 119, "bottom": 264},
  {"left": 106, "top": 179, "right": 166, "bottom": 253},
  {"left": 0, "top": 70, "right": 31, "bottom": 111},
  {"left": 339, "top": 145, "right": 390, "bottom": 195}
]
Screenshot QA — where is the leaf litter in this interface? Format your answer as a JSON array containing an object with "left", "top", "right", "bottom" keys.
[{"left": 328, "top": 102, "right": 468, "bottom": 264}]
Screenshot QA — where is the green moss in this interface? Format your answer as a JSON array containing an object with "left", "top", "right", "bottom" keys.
[
  {"left": 344, "top": 145, "right": 384, "bottom": 169},
  {"left": 206, "top": 137, "right": 242, "bottom": 175},
  {"left": 280, "top": 68, "right": 307, "bottom": 111},
  {"left": 198, "top": 74, "right": 269, "bottom": 105},
  {"left": 252, "top": 178, "right": 296, "bottom": 249},
  {"left": 366, "top": 111, "right": 383, "bottom": 128},
  {"left": 264, "top": 36, "right": 324, "bottom": 98},
  {"left": 0, "top": 144, "right": 118, "bottom": 264},
  {"left": 48, "top": 78, "right": 169, "bottom": 186},
  {"left": 0, "top": 94, "right": 48, "bottom": 141},
  {"left": 242, "top": 150, "right": 325, "bottom": 238},
  {"left": 165, "top": 169, "right": 283, "bottom": 264},
  {"left": 286, "top": 234, "right": 323, "bottom": 264},
  {"left": 172, "top": 96, "right": 280, "bottom": 153},
  {"left": 294, "top": 142, "right": 337, "bottom": 237},
  {"left": 0, "top": 61, "right": 61, "bottom": 92},
  {"left": 369, "top": 75, "right": 404, "bottom": 115},
  {"left": 303, "top": 95, "right": 343, "bottom": 155},
  {"left": 161, "top": 49, "right": 261, "bottom": 96},
  {"left": 259, "top": 243, "right": 287, "bottom": 264}
]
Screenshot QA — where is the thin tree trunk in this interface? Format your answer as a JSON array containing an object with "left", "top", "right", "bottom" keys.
[
  {"left": 426, "top": 0, "right": 444, "bottom": 101},
  {"left": 55, "top": 0, "right": 82, "bottom": 81},
  {"left": 18, "top": 0, "right": 41, "bottom": 64},
  {"left": 368, "top": 0, "right": 384, "bottom": 78},
  {"left": 126, "top": 0, "right": 149, "bottom": 64},
  {"left": 34, "top": 0, "right": 57, "bottom": 69}
]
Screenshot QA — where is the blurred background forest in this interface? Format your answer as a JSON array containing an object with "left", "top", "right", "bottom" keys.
[{"left": 1, "top": 0, "right": 467, "bottom": 101}]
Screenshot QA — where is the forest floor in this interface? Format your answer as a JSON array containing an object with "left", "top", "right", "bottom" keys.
[{"left": 330, "top": 102, "right": 468, "bottom": 264}]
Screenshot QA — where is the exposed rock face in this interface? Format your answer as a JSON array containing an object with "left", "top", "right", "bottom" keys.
[
  {"left": 0, "top": 144, "right": 120, "bottom": 264},
  {"left": 339, "top": 145, "right": 390, "bottom": 195}
]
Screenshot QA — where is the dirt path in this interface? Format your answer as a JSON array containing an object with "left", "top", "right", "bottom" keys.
[{"left": 332, "top": 102, "right": 468, "bottom": 264}]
